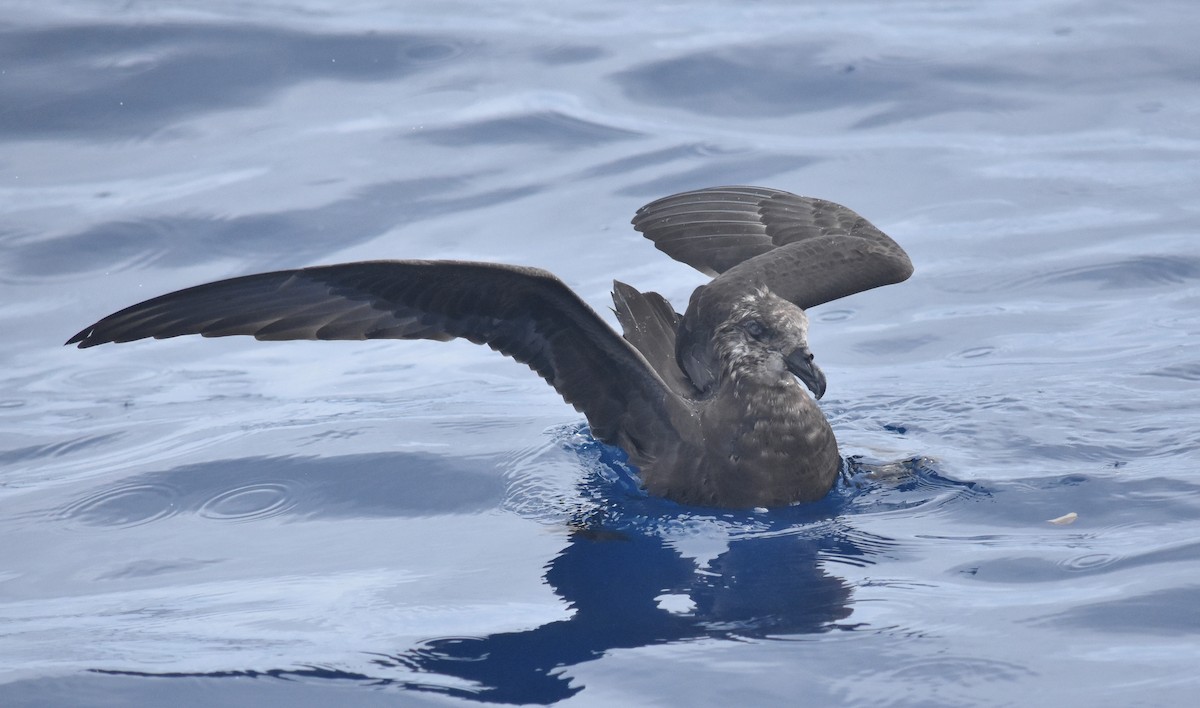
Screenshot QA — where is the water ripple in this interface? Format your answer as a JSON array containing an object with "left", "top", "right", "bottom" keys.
[
  {"left": 952, "top": 345, "right": 997, "bottom": 360},
  {"left": 0, "top": 433, "right": 124, "bottom": 465},
  {"left": 62, "top": 364, "right": 162, "bottom": 388},
  {"left": 1059, "top": 552, "right": 1118, "bottom": 572},
  {"left": 1014, "top": 255, "right": 1200, "bottom": 291},
  {"left": 197, "top": 482, "right": 296, "bottom": 522},
  {"left": 874, "top": 655, "right": 1036, "bottom": 684},
  {"left": 816, "top": 308, "right": 855, "bottom": 323},
  {"left": 56, "top": 481, "right": 182, "bottom": 529},
  {"left": 415, "top": 111, "right": 641, "bottom": 148},
  {"left": 1145, "top": 363, "right": 1200, "bottom": 381}
]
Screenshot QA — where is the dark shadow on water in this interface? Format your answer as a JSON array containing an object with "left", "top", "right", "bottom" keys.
[
  {"left": 52, "top": 451, "right": 510, "bottom": 526},
  {"left": 1036, "top": 586, "right": 1200, "bottom": 636},
  {"left": 9, "top": 178, "right": 540, "bottom": 278},
  {"left": 616, "top": 153, "right": 821, "bottom": 201},
  {"left": 0, "top": 23, "right": 477, "bottom": 139},
  {"left": 613, "top": 43, "right": 1024, "bottom": 126}
]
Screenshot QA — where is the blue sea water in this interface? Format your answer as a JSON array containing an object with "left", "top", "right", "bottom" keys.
[{"left": 2, "top": 1, "right": 1199, "bottom": 705}]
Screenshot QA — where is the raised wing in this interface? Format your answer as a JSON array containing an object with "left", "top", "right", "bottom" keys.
[
  {"left": 67, "top": 260, "right": 682, "bottom": 446},
  {"left": 610, "top": 280, "right": 693, "bottom": 396},
  {"left": 631, "top": 185, "right": 913, "bottom": 309}
]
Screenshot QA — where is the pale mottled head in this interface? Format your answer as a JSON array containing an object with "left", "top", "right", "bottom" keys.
[{"left": 711, "top": 287, "right": 826, "bottom": 398}]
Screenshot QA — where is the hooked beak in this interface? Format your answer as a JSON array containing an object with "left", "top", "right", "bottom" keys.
[{"left": 785, "top": 347, "right": 827, "bottom": 400}]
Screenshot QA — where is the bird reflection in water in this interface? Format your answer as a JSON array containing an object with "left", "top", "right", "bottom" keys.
[{"left": 383, "top": 523, "right": 860, "bottom": 704}]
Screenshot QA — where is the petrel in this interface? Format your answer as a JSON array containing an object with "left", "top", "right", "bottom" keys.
[{"left": 67, "top": 186, "right": 913, "bottom": 508}]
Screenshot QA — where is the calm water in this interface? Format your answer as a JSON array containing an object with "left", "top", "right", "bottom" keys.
[{"left": 2, "top": 1, "right": 1199, "bottom": 705}]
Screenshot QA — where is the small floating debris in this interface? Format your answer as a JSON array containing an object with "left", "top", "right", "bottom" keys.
[{"left": 1047, "top": 512, "right": 1078, "bottom": 525}]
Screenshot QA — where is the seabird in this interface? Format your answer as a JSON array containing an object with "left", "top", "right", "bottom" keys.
[{"left": 67, "top": 186, "right": 913, "bottom": 508}]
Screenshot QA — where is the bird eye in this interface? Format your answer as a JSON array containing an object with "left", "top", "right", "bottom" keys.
[{"left": 744, "top": 320, "right": 766, "bottom": 339}]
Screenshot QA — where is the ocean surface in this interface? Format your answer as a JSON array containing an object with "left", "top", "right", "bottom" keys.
[{"left": 2, "top": 1, "right": 1198, "bottom": 705}]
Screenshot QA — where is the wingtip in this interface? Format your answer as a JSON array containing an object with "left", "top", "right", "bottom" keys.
[
  {"left": 894, "top": 251, "right": 916, "bottom": 283},
  {"left": 611, "top": 279, "right": 632, "bottom": 312},
  {"left": 65, "top": 327, "right": 98, "bottom": 348},
  {"left": 611, "top": 279, "right": 636, "bottom": 295}
]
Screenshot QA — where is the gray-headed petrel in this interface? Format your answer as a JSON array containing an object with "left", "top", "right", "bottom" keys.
[{"left": 67, "top": 186, "right": 913, "bottom": 508}]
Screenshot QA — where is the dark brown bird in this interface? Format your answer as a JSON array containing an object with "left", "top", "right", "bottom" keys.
[{"left": 67, "top": 186, "right": 913, "bottom": 508}]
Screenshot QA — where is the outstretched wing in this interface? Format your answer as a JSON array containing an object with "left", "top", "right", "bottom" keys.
[
  {"left": 631, "top": 185, "right": 913, "bottom": 309},
  {"left": 67, "top": 260, "right": 682, "bottom": 446}
]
